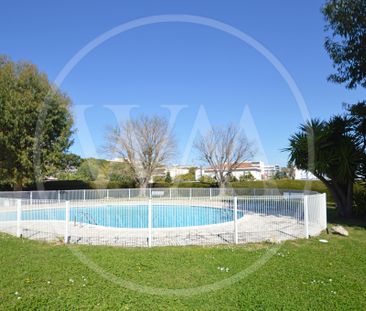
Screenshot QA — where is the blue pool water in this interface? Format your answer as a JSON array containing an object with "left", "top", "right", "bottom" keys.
[{"left": 0, "top": 204, "right": 244, "bottom": 228}]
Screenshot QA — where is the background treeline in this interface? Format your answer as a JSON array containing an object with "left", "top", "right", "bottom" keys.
[{"left": 1, "top": 153, "right": 365, "bottom": 217}]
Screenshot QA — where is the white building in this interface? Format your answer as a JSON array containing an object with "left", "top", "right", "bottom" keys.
[
  {"left": 109, "top": 157, "right": 128, "bottom": 163},
  {"left": 195, "top": 161, "right": 264, "bottom": 181},
  {"left": 263, "top": 164, "right": 280, "bottom": 180},
  {"left": 166, "top": 165, "right": 191, "bottom": 179},
  {"left": 152, "top": 165, "right": 193, "bottom": 180},
  {"left": 294, "top": 168, "right": 318, "bottom": 180}
]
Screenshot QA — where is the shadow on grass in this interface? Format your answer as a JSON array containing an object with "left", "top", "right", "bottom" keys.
[{"left": 327, "top": 205, "right": 366, "bottom": 229}]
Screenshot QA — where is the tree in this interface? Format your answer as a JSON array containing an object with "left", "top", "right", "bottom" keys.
[
  {"left": 272, "top": 171, "right": 284, "bottom": 180},
  {"left": 60, "top": 153, "right": 82, "bottom": 171},
  {"left": 228, "top": 174, "right": 238, "bottom": 182},
  {"left": 55, "top": 153, "right": 82, "bottom": 180},
  {"left": 165, "top": 172, "right": 172, "bottom": 184},
  {"left": 194, "top": 124, "right": 254, "bottom": 188},
  {"left": 76, "top": 159, "right": 100, "bottom": 182},
  {"left": 0, "top": 56, "right": 73, "bottom": 190},
  {"left": 105, "top": 115, "right": 176, "bottom": 189},
  {"left": 188, "top": 167, "right": 196, "bottom": 175},
  {"left": 285, "top": 163, "right": 296, "bottom": 179},
  {"left": 108, "top": 172, "right": 136, "bottom": 188},
  {"left": 239, "top": 172, "right": 255, "bottom": 182},
  {"left": 286, "top": 117, "right": 363, "bottom": 218},
  {"left": 107, "top": 161, "right": 136, "bottom": 187},
  {"left": 199, "top": 175, "right": 216, "bottom": 185},
  {"left": 322, "top": 0, "right": 366, "bottom": 88},
  {"left": 174, "top": 170, "right": 196, "bottom": 182},
  {"left": 346, "top": 101, "right": 366, "bottom": 180}
]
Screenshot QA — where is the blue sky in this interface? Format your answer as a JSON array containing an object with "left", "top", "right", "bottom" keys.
[{"left": 1, "top": 0, "right": 364, "bottom": 166}]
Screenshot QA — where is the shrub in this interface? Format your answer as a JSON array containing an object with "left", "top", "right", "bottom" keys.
[
  {"left": 199, "top": 176, "right": 216, "bottom": 184},
  {"left": 109, "top": 173, "right": 136, "bottom": 188},
  {"left": 174, "top": 174, "right": 192, "bottom": 182},
  {"left": 30, "top": 180, "right": 92, "bottom": 190},
  {"left": 239, "top": 173, "right": 255, "bottom": 182},
  {"left": 228, "top": 175, "right": 238, "bottom": 182},
  {"left": 152, "top": 182, "right": 171, "bottom": 188},
  {"left": 0, "top": 183, "right": 12, "bottom": 191},
  {"left": 76, "top": 160, "right": 100, "bottom": 181},
  {"left": 165, "top": 172, "right": 173, "bottom": 184},
  {"left": 230, "top": 179, "right": 331, "bottom": 198},
  {"left": 174, "top": 182, "right": 215, "bottom": 188},
  {"left": 153, "top": 176, "right": 165, "bottom": 183},
  {"left": 106, "top": 180, "right": 136, "bottom": 189},
  {"left": 108, "top": 174, "right": 136, "bottom": 188}
]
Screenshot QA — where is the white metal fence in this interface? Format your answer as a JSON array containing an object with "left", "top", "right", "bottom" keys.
[
  {"left": 0, "top": 188, "right": 327, "bottom": 247},
  {"left": 0, "top": 188, "right": 319, "bottom": 201}
]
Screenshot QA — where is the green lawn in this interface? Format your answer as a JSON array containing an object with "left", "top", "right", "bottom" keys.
[{"left": 0, "top": 209, "right": 365, "bottom": 310}]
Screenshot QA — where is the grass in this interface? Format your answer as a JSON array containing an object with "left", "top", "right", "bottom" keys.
[{"left": 0, "top": 208, "right": 365, "bottom": 310}]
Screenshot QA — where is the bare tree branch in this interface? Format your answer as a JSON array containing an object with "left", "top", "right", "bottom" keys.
[
  {"left": 195, "top": 124, "right": 254, "bottom": 188},
  {"left": 105, "top": 115, "right": 176, "bottom": 189}
]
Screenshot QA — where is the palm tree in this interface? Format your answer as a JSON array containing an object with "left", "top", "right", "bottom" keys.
[{"left": 286, "top": 117, "right": 363, "bottom": 218}]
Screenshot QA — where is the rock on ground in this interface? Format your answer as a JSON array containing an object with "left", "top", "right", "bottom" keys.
[{"left": 331, "top": 225, "right": 349, "bottom": 237}]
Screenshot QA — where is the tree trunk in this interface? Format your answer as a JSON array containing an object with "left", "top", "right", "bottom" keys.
[
  {"left": 344, "top": 182, "right": 354, "bottom": 218},
  {"left": 139, "top": 186, "right": 147, "bottom": 197},
  {"left": 139, "top": 179, "right": 149, "bottom": 197},
  {"left": 216, "top": 171, "right": 228, "bottom": 195},
  {"left": 13, "top": 178, "right": 23, "bottom": 191},
  {"left": 140, "top": 181, "right": 149, "bottom": 189},
  {"left": 218, "top": 185, "right": 227, "bottom": 197},
  {"left": 315, "top": 174, "right": 350, "bottom": 217},
  {"left": 307, "top": 173, "right": 354, "bottom": 218},
  {"left": 325, "top": 181, "right": 353, "bottom": 218}
]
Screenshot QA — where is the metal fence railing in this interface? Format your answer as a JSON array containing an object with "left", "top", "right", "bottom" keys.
[
  {"left": 0, "top": 188, "right": 327, "bottom": 247},
  {"left": 0, "top": 187, "right": 318, "bottom": 201}
]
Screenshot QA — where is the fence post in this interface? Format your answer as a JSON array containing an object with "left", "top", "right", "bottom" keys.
[
  {"left": 128, "top": 188, "right": 131, "bottom": 199},
  {"left": 304, "top": 195, "right": 309, "bottom": 239},
  {"left": 233, "top": 196, "right": 238, "bottom": 244},
  {"left": 58, "top": 190, "right": 61, "bottom": 203},
  {"left": 189, "top": 188, "right": 192, "bottom": 200},
  {"left": 106, "top": 189, "right": 109, "bottom": 200},
  {"left": 64, "top": 201, "right": 70, "bottom": 244},
  {"left": 16, "top": 199, "right": 22, "bottom": 238},
  {"left": 169, "top": 188, "right": 172, "bottom": 199},
  {"left": 149, "top": 188, "right": 152, "bottom": 199},
  {"left": 322, "top": 193, "right": 327, "bottom": 229},
  {"left": 209, "top": 188, "right": 212, "bottom": 199},
  {"left": 83, "top": 189, "right": 86, "bottom": 201},
  {"left": 30, "top": 191, "right": 33, "bottom": 206},
  {"left": 148, "top": 199, "right": 152, "bottom": 247}
]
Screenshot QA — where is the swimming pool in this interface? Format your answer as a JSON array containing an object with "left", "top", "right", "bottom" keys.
[{"left": 0, "top": 204, "right": 244, "bottom": 228}]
